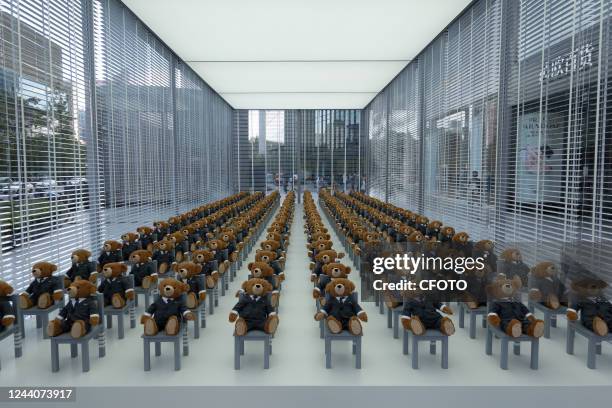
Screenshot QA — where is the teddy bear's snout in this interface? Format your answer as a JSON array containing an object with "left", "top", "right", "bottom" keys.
[
  {"left": 163, "top": 285, "right": 174, "bottom": 295},
  {"left": 103, "top": 267, "right": 113, "bottom": 277}
]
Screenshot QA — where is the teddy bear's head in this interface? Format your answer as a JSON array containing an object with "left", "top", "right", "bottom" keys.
[
  {"left": 71, "top": 249, "right": 91, "bottom": 264},
  {"left": 103, "top": 240, "right": 122, "bottom": 252},
  {"left": 168, "top": 216, "right": 181, "bottom": 226},
  {"left": 408, "top": 231, "right": 424, "bottom": 242},
  {"left": 221, "top": 232, "right": 236, "bottom": 243},
  {"left": 153, "top": 221, "right": 169, "bottom": 230},
  {"left": 315, "top": 250, "right": 341, "bottom": 265},
  {"left": 427, "top": 220, "right": 443, "bottom": 232},
  {"left": 501, "top": 248, "right": 522, "bottom": 263},
  {"left": 260, "top": 240, "right": 280, "bottom": 252},
  {"left": 325, "top": 278, "right": 355, "bottom": 297},
  {"left": 121, "top": 232, "right": 139, "bottom": 242},
  {"left": 248, "top": 262, "right": 274, "bottom": 279},
  {"left": 158, "top": 278, "right": 189, "bottom": 299},
  {"left": 32, "top": 261, "right": 57, "bottom": 278},
  {"left": 182, "top": 226, "right": 195, "bottom": 237},
  {"left": 322, "top": 263, "right": 351, "bottom": 279},
  {"left": 255, "top": 250, "right": 277, "bottom": 263},
  {"left": 137, "top": 226, "right": 153, "bottom": 236},
  {"left": 173, "top": 262, "right": 202, "bottom": 280},
  {"left": 207, "top": 239, "right": 227, "bottom": 251},
  {"left": 570, "top": 274, "right": 608, "bottom": 298},
  {"left": 192, "top": 250, "right": 214, "bottom": 264},
  {"left": 166, "top": 232, "right": 186, "bottom": 244},
  {"left": 102, "top": 262, "right": 127, "bottom": 279},
  {"left": 154, "top": 240, "right": 175, "bottom": 252},
  {"left": 67, "top": 280, "right": 96, "bottom": 299},
  {"left": 313, "top": 240, "right": 333, "bottom": 252},
  {"left": 242, "top": 278, "right": 272, "bottom": 297},
  {"left": 465, "top": 263, "right": 492, "bottom": 280},
  {"left": 266, "top": 232, "right": 282, "bottom": 242},
  {"left": 453, "top": 232, "right": 470, "bottom": 244},
  {"left": 532, "top": 261, "right": 557, "bottom": 279},
  {"left": 0, "top": 280, "right": 14, "bottom": 296},
  {"left": 486, "top": 274, "right": 522, "bottom": 299},
  {"left": 364, "top": 232, "right": 380, "bottom": 242},
  {"left": 440, "top": 226, "right": 455, "bottom": 239},
  {"left": 311, "top": 232, "right": 330, "bottom": 242},
  {"left": 475, "top": 239, "right": 494, "bottom": 252},
  {"left": 129, "top": 249, "right": 152, "bottom": 264},
  {"left": 416, "top": 216, "right": 429, "bottom": 226},
  {"left": 400, "top": 225, "right": 415, "bottom": 235}
]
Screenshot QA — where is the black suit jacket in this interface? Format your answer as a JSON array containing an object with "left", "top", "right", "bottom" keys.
[
  {"left": 98, "top": 250, "right": 122, "bottom": 267},
  {"left": 490, "top": 299, "right": 531, "bottom": 323},
  {"left": 322, "top": 295, "right": 362, "bottom": 322},
  {"left": 146, "top": 297, "right": 187, "bottom": 324},
  {"left": 59, "top": 297, "right": 98, "bottom": 323},
  {"left": 98, "top": 278, "right": 129, "bottom": 305},
  {"left": 0, "top": 297, "right": 15, "bottom": 330},
  {"left": 130, "top": 262, "right": 156, "bottom": 286},
  {"left": 26, "top": 277, "right": 62, "bottom": 302},
  {"left": 66, "top": 262, "right": 96, "bottom": 281},
  {"left": 232, "top": 294, "right": 274, "bottom": 323}
]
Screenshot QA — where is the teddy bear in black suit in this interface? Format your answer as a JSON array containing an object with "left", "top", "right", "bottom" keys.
[
  {"left": 229, "top": 278, "right": 278, "bottom": 336},
  {"left": 314, "top": 278, "right": 367, "bottom": 335}
]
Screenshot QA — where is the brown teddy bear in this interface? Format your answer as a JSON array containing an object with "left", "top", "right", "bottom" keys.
[
  {"left": 152, "top": 240, "right": 175, "bottom": 275},
  {"left": 97, "top": 240, "right": 123, "bottom": 271},
  {"left": 399, "top": 284, "right": 455, "bottom": 336},
  {"left": 473, "top": 240, "right": 497, "bottom": 269},
  {"left": 462, "top": 264, "right": 492, "bottom": 309},
  {"left": 313, "top": 263, "right": 351, "bottom": 299},
  {"left": 47, "top": 280, "right": 100, "bottom": 338},
  {"left": 173, "top": 262, "right": 206, "bottom": 309},
  {"left": 140, "top": 278, "right": 195, "bottom": 336},
  {"left": 307, "top": 239, "right": 333, "bottom": 260},
  {"left": 452, "top": 232, "right": 472, "bottom": 256},
  {"left": 128, "top": 249, "right": 157, "bottom": 288},
  {"left": 191, "top": 249, "right": 218, "bottom": 288},
  {"left": 229, "top": 278, "right": 278, "bottom": 336},
  {"left": 137, "top": 226, "right": 155, "bottom": 251},
  {"left": 121, "top": 232, "right": 141, "bottom": 261},
  {"left": 486, "top": 274, "right": 544, "bottom": 338},
  {"left": 529, "top": 261, "right": 567, "bottom": 310},
  {"left": 425, "top": 220, "right": 443, "bottom": 239},
  {"left": 64, "top": 249, "right": 97, "bottom": 287},
  {"left": 165, "top": 232, "right": 187, "bottom": 262},
  {"left": 310, "top": 249, "right": 345, "bottom": 280},
  {"left": 314, "top": 278, "right": 367, "bottom": 335},
  {"left": 20, "top": 262, "right": 63, "bottom": 309},
  {"left": 566, "top": 273, "right": 612, "bottom": 336},
  {"left": 499, "top": 248, "right": 530, "bottom": 287},
  {"left": 98, "top": 262, "right": 134, "bottom": 308},
  {"left": 245, "top": 262, "right": 280, "bottom": 307},
  {"left": 0, "top": 280, "right": 16, "bottom": 332},
  {"left": 255, "top": 249, "right": 284, "bottom": 279},
  {"left": 206, "top": 239, "right": 229, "bottom": 274}
]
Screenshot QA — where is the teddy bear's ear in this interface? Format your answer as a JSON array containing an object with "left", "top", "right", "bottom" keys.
[
  {"left": 119, "top": 264, "right": 128, "bottom": 273},
  {"left": 172, "top": 262, "right": 179, "bottom": 272},
  {"left": 347, "top": 280, "right": 356, "bottom": 292},
  {"left": 256, "top": 249, "right": 260, "bottom": 253},
  {"left": 248, "top": 262, "right": 254, "bottom": 270},
  {"left": 345, "top": 266, "right": 351, "bottom": 274},
  {"left": 51, "top": 263, "right": 58, "bottom": 272},
  {"left": 241, "top": 281, "right": 248, "bottom": 291},
  {"left": 263, "top": 280, "right": 273, "bottom": 293}
]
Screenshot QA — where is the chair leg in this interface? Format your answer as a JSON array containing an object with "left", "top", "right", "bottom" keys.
[
  {"left": 587, "top": 339, "right": 596, "bottom": 369},
  {"left": 41, "top": 314, "right": 49, "bottom": 339},
  {"left": 155, "top": 342, "right": 161, "bottom": 356},
  {"left": 530, "top": 339, "right": 539, "bottom": 370},
  {"left": 106, "top": 315, "right": 113, "bottom": 329},
  {"left": 209, "top": 289, "right": 215, "bottom": 314},
  {"left": 129, "top": 305, "right": 136, "bottom": 329},
  {"left": 264, "top": 337, "right": 270, "bottom": 369},
  {"left": 485, "top": 329, "right": 493, "bottom": 355},
  {"left": 174, "top": 340, "right": 181, "bottom": 371},
  {"left": 118, "top": 313, "right": 125, "bottom": 339},
  {"left": 441, "top": 338, "right": 448, "bottom": 369},
  {"left": 393, "top": 311, "right": 399, "bottom": 339},
  {"left": 193, "top": 314, "right": 200, "bottom": 339},
  {"left": 71, "top": 343, "right": 78, "bottom": 358},
  {"left": 355, "top": 336, "right": 362, "bottom": 369},
  {"left": 551, "top": 314, "right": 557, "bottom": 328},
  {"left": 325, "top": 337, "right": 332, "bottom": 368},
  {"left": 430, "top": 340, "right": 436, "bottom": 355},
  {"left": 513, "top": 342, "right": 520, "bottom": 356},
  {"left": 500, "top": 338, "right": 509, "bottom": 370},
  {"left": 402, "top": 329, "right": 409, "bottom": 355},
  {"left": 81, "top": 342, "right": 90, "bottom": 372},
  {"left": 144, "top": 340, "right": 151, "bottom": 371},
  {"left": 51, "top": 341, "right": 59, "bottom": 372},
  {"left": 234, "top": 337, "right": 240, "bottom": 370},
  {"left": 544, "top": 314, "right": 551, "bottom": 338},
  {"left": 387, "top": 308, "right": 392, "bottom": 329},
  {"left": 411, "top": 337, "right": 419, "bottom": 369},
  {"left": 469, "top": 312, "right": 477, "bottom": 339},
  {"left": 566, "top": 326, "right": 575, "bottom": 354},
  {"left": 458, "top": 305, "right": 465, "bottom": 328}
]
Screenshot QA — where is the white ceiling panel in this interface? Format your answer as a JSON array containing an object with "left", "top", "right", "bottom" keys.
[{"left": 122, "top": 0, "right": 471, "bottom": 108}]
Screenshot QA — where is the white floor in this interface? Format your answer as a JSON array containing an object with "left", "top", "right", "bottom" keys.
[{"left": 1, "top": 201, "right": 611, "bottom": 386}]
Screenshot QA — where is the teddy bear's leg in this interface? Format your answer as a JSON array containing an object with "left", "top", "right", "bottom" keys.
[
  {"left": 19, "top": 293, "right": 33, "bottom": 309},
  {"left": 205, "top": 275, "right": 216, "bottom": 289},
  {"left": 326, "top": 316, "right": 343, "bottom": 334},
  {"left": 270, "top": 292, "right": 280, "bottom": 308},
  {"left": 186, "top": 292, "right": 198, "bottom": 309},
  {"left": 142, "top": 276, "right": 152, "bottom": 289},
  {"left": 592, "top": 316, "right": 609, "bottom": 337},
  {"left": 504, "top": 318, "right": 522, "bottom": 338},
  {"left": 146, "top": 243, "right": 153, "bottom": 252},
  {"left": 525, "top": 318, "right": 544, "bottom": 338},
  {"left": 439, "top": 316, "right": 455, "bottom": 336},
  {"left": 408, "top": 316, "right": 425, "bottom": 335},
  {"left": 37, "top": 292, "right": 53, "bottom": 309},
  {"left": 47, "top": 319, "right": 64, "bottom": 337},
  {"left": 70, "top": 320, "right": 88, "bottom": 339},
  {"left": 144, "top": 317, "right": 159, "bottom": 336},
  {"left": 164, "top": 315, "right": 180, "bottom": 336},
  {"left": 234, "top": 317, "right": 248, "bottom": 336},
  {"left": 63, "top": 276, "right": 72, "bottom": 288},
  {"left": 158, "top": 263, "right": 168, "bottom": 275},
  {"left": 264, "top": 314, "right": 279, "bottom": 334},
  {"left": 176, "top": 251, "right": 184, "bottom": 263},
  {"left": 111, "top": 293, "right": 126, "bottom": 309},
  {"left": 348, "top": 316, "right": 363, "bottom": 335},
  {"left": 544, "top": 293, "right": 560, "bottom": 310}
]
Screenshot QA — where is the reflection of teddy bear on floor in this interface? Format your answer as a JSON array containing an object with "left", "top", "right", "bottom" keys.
[
  {"left": 141, "top": 278, "right": 194, "bottom": 336},
  {"left": 487, "top": 274, "right": 544, "bottom": 338},
  {"left": 20, "top": 262, "right": 63, "bottom": 310},
  {"left": 47, "top": 280, "right": 100, "bottom": 338},
  {"left": 314, "top": 278, "right": 367, "bottom": 335},
  {"left": 229, "top": 278, "right": 278, "bottom": 336},
  {"left": 566, "top": 273, "right": 612, "bottom": 337}
]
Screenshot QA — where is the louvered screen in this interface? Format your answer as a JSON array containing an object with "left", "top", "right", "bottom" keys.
[{"left": 367, "top": 93, "right": 388, "bottom": 201}]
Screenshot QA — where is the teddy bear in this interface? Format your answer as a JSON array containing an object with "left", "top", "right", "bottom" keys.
[
  {"left": 97, "top": 240, "right": 123, "bottom": 271},
  {"left": 206, "top": 239, "right": 229, "bottom": 274},
  {"left": 566, "top": 273, "right": 612, "bottom": 336},
  {"left": 452, "top": 232, "right": 472, "bottom": 257},
  {"left": 165, "top": 232, "right": 187, "bottom": 262},
  {"left": 121, "top": 232, "right": 141, "bottom": 261},
  {"left": 219, "top": 231, "right": 238, "bottom": 261},
  {"left": 19, "top": 262, "right": 63, "bottom": 309},
  {"left": 152, "top": 240, "right": 175, "bottom": 275},
  {"left": 64, "top": 249, "right": 97, "bottom": 287},
  {"left": 140, "top": 278, "right": 195, "bottom": 336},
  {"left": 47, "top": 280, "right": 100, "bottom": 338},
  {"left": 261, "top": 239, "right": 285, "bottom": 262},
  {"left": 439, "top": 226, "right": 455, "bottom": 243},
  {"left": 0, "top": 280, "right": 15, "bottom": 332},
  {"left": 153, "top": 221, "right": 170, "bottom": 241},
  {"left": 499, "top": 248, "right": 530, "bottom": 287},
  {"left": 137, "top": 226, "right": 155, "bottom": 251},
  {"left": 173, "top": 262, "right": 206, "bottom": 309},
  {"left": 229, "top": 278, "right": 279, "bottom": 336},
  {"left": 310, "top": 249, "right": 345, "bottom": 282},
  {"left": 255, "top": 249, "right": 285, "bottom": 280},
  {"left": 486, "top": 274, "right": 544, "bottom": 338},
  {"left": 314, "top": 278, "right": 367, "bottom": 335},
  {"left": 313, "top": 263, "right": 351, "bottom": 300},
  {"left": 97, "top": 262, "right": 134, "bottom": 308},
  {"left": 400, "top": 284, "right": 455, "bottom": 336},
  {"left": 191, "top": 249, "right": 218, "bottom": 288},
  {"left": 266, "top": 231, "right": 286, "bottom": 249},
  {"left": 425, "top": 220, "right": 443, "bottom": 240},
  {"left": 307, "top": 239, "right": 333, "bottom": 261},
  {"left": 462, "top": 264, "right": 492, "bottom": 309},
  {"left": 128, "top": 249, "right": 157, "bottom": 288},
  {"left": 473, "top": 240, "right": 497, "bottom": 270},
  {"left": 415, "top": 216, "right": 429, "bottom": 236},
  {"left": 529, "top": 261, "right": 567, "bottom": 310}
]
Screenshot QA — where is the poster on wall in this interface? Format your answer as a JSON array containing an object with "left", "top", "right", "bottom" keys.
[{"left": 516, "top": 111, "right": 565, "bottom": 204}]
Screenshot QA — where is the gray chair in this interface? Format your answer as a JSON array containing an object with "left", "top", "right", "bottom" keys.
[
  {"left": 102, "top": 274, "right": 136, "bottom": 339},
  {"left": 387, "top": 303, "right": 403, "bottom": 339},
  {"left": 321, "top": 292, "right": 362, "bottom": 369},
  {"left": 141, "top": 294, "right": 189, "bottom": 371},
  {"left": 458, "top": 303, "right": 488, "bottom": 339},
  {"left": 0, "top": 294, "right": 23, "bottom": 370},
  {"left": 187, "top": 275, "right": 206, "bottom": 339},
  {"left": 566, "top": 320, "right": 612, "bottom": 369},
  {"left": 21, "top": 276, "right": 66, "bottom": 339},
  {"left": 50, "top": 293, "right": 106, "bottom": 373},
  {"left": 133, "top": 260, "right": 157, "bottom": 309},
  {"left": 234, "top": 330, "right": 273, "bottom": 369},
  {"left": 402, "top": 327, "right": 449, "bottom": 369},
  {"left": 485, "top": 323, "right": 539, "bottom": 370},
  {"left": 528, "top": 301, "right": 566, "bottom": 338}
]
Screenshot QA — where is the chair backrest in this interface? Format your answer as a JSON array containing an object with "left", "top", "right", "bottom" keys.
[
  {"left": 94, "top": 292, "right": 104, "bottom": 327},
  {"left": 195, "top": 275, "right": 205, "bottom": 293},
  {"left": 124, "top": 274, "right": 135, "bottom": 290}
]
